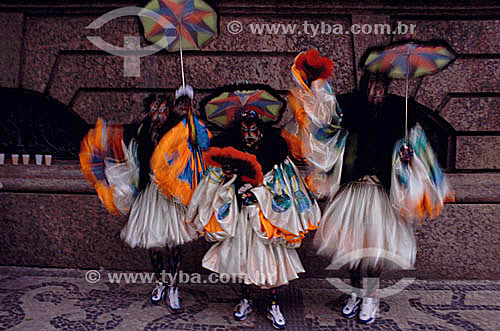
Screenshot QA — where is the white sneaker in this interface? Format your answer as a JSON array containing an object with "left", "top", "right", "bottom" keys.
[
  {"left": 342, "top": 292, "right": 361, "bottom": 318},
  {"left": 151, "top": 281, "right": 166, "bottom": 304},
  {"left": 166, "top": 286, "right": 183, "bottom": 313},
  {"left": 359, "top": 297, "right": 377, "bottom": 324},
  {"left": 267, "top": 304, "right": 286, "bottom": 329},
  {"left": 233, "top": 298, "right": 253, "bottom": 321}
]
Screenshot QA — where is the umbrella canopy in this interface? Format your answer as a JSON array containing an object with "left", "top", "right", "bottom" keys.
[
  {"left": 360, "top": 39, "right": 456, "bottom": 79},
  {"left": 201, "top": 84, "right": 285, "bottom": 129},
  {"left": 360, "top": 39, "right": 456, "bottom": 144},
  {"left": 140, "top": 0, "right": 217, "bottom": 51}
]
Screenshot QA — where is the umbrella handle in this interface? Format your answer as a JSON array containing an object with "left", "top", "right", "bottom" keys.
[
  {"left": 404, "top": 50, "right": 409, "bottom": 146},
  {"left": 180, "top": 41, "right": 186, "bottom": 89}
]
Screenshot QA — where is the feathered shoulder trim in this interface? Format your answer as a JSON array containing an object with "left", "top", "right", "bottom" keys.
[
  {"left": 294, "top": 49, "right": 334, "bottom": 84},
  {"left": 204, "top": 146, "right": 264, "bottom": 186}
]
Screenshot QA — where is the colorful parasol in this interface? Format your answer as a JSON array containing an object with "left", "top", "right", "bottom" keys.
[
  {"left": 361, "top": 40, "right": 456, "bottom": 79},
  {"left": 201, "top": 84, "right": 285, "bottom": 129},
  {"left": 360, "top": 39, "right": 456, "bottom": 144},
  {"left": 204, "top": 146, "right": 264, "bottom": 186},
  {"left": 140, "top": 0, "right": 217, "bottom": 87}
]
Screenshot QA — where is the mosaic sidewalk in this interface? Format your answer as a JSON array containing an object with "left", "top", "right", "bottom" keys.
[{"left": 0, "top": 267, "right": 498, "bottom": 330}]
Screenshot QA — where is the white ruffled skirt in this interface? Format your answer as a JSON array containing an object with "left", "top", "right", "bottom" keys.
[
  {"left": 120, "top": 180, "right": 198, "bottom": 249},
  {"left": 188, "top": 159, "right": 320, "bottom": 289},
  {"left": 202, "top": 203, "right": 306, "bottom": 289},
  {"left": 314, "top": 176, "right": 416, "bottom": 271}
]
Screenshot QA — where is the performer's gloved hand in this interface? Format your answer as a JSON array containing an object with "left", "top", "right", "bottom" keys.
[
  {"left": 241, "top": 190, "right": 257, "bottom": 206},
  {"left": 222, "top": 163, "right": 236, "bottom": 177},
  {"left": 399, "top": 144, "right": 414, "bottom": 162}
]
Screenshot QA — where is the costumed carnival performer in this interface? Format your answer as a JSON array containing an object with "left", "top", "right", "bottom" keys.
[
  {"left": 79, "top": 86, "right": 211, "bottom": 313},
  {"left": 283, "top": 49, "right": 454, "bottom": 324},
  {"left": 187, "top": 84, "right": 321, "bottom": 329}
]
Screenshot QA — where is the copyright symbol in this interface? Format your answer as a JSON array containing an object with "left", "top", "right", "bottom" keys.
[
  {"left": 227, "top": 20, "right": 243, "bottom": 35},
  {"left": 85, "top": 270, "right": 101, "bottom": 284}
]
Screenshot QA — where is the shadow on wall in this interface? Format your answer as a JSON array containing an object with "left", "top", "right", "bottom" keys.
[{"left": 336, "top": 92, "right": 455, "bottom": 170}]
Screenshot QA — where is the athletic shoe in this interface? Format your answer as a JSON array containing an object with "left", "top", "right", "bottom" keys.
[
  {"left": 166, "top": 286, "right": 183, "bottom": 313},
  {"left": 151, "top": 281, "right": 166, "bottom": 304},
  {"left": 233, "top": 298, "right": 253, "bottom": 321},
  {"left": 267, "top": 304, "right": 287, "bottom": 329},
  {"left": 359, "top": 297, "right": 377, "bottom": 324},
  {"left": 342, "top": 292, "right": 361, "bottom": 318}
]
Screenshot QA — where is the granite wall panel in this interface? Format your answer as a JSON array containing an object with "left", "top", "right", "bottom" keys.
[
  {"left": 0, "top": 12, "right": 24, "bottom": 88},
  {"left": 20, "top": 13, "right": 354, "bottom": 101},
  {"left": 440, "top": 96, "right": 500, "bottom": 131},
  {"left": 48, "top": 53, "right": 354, "bottom": 106},
  {"left": 447, "top": 173, "right": 500, "bottom": 203},
  {"left": 415, "top": 58, "right": 500, "bottom": 111},
  {"left": 72, "top": 90, "right": 217, "bottom": 124},
  {"left": 71, "top": 90, "right": 156, "bottom": 124},
  {"left": 21, "top": 15, "right": 142, "bottom": 92},
  {"left": 390, "top": 19, "right": 500, "bottom": 54},
  {"left": 352, "top": 14, "right": 391, "bottom": 87},
  {"left": 456, "top": 136, "right": 500, "bottom": 169},
  {"left": 412, "top": 203, "right": 500, "bottom": 280},
  {"left": 211, "top": 16, "right": 353, "bottom": 54}
]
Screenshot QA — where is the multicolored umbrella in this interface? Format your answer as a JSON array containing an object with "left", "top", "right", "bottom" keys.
[
  {"left": 361, "top": 40, "right": 456, "bottom": 79},
  {"left": 140, "top": 0, "right": 217, "bottom": 87},
  {"left": 360, "top": 39, "right": 456, "bottom": 143},
  {"left": 201, "top": 84, "right": 285, "bottom": 129},
  {"left": 140, "top": 0, "right": 217, "bottom": 51}
]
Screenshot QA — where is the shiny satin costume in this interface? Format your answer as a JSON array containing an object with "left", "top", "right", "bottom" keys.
[
  {"left": 187, "top": 119, "right": 321, "bottom": 289},
  {"left": 284, "top": 49, "right": 454, "bottom": 273}
]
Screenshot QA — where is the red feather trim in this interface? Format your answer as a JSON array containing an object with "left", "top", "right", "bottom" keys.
[
  {"left": 294, "top": 49, "right": 334, "bottom": 82},
  {"left": 204, "top": 146, "right": 264, "bottom": 186}
]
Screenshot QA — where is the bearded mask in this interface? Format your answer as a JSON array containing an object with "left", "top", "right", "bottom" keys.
[
  {"left": 150, "top": 98, "right": 169, "bottom": 130},
  {"left": 360, "top": 71, "right": 391, "bottom": 106}
]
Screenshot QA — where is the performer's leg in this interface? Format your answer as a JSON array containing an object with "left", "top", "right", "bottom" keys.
[
  {"left": 166, "top": 245, "right": 183, "bottom": 286},
  {"left": 241, "top": 284, "right": 250, "bottom": 300},
  {"left": 358, "top": 263, "right": 380, "bottom": 325},
  {"left": 234, "top": 283, "right": 253, "bottom": 321},
  {"left": 342, "top": 264, "right": 362, "bottom": 318},
  {"left": 364, "top": 264, "right": 382, "bottom": 297},
  {"left": 267, "top": 287, "right": 286, "bottom": 329},
  {"left": 165, "top": 245, "right": 183, "bottom": 313},
  {"left": 349, "top": 264, "right": 362, "bottom": 295},
  {"left": 149, "top": 248, "right": 166, "bottom": 304},
  {"left": 149, "top": 248, "right": 165, "bottom": 281},
  {"left": 270, "top": 288, "right": 278, "bottom": 305}
]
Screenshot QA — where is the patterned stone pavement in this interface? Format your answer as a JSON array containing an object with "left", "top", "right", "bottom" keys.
[{"left": 0, "top": 267, "right": 498, "bottom": 331}]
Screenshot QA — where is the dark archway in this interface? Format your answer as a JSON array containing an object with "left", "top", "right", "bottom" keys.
[
  {"left": 337, "top": 92, "right": 455, "bottom": 171},
  {"left": 0, "top": 88, "right": 89, "bottom": 159}
]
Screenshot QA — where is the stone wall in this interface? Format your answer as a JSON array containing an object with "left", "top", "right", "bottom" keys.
[{"left": 0, "top": 1, "right": 499, "bottom": 279}]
